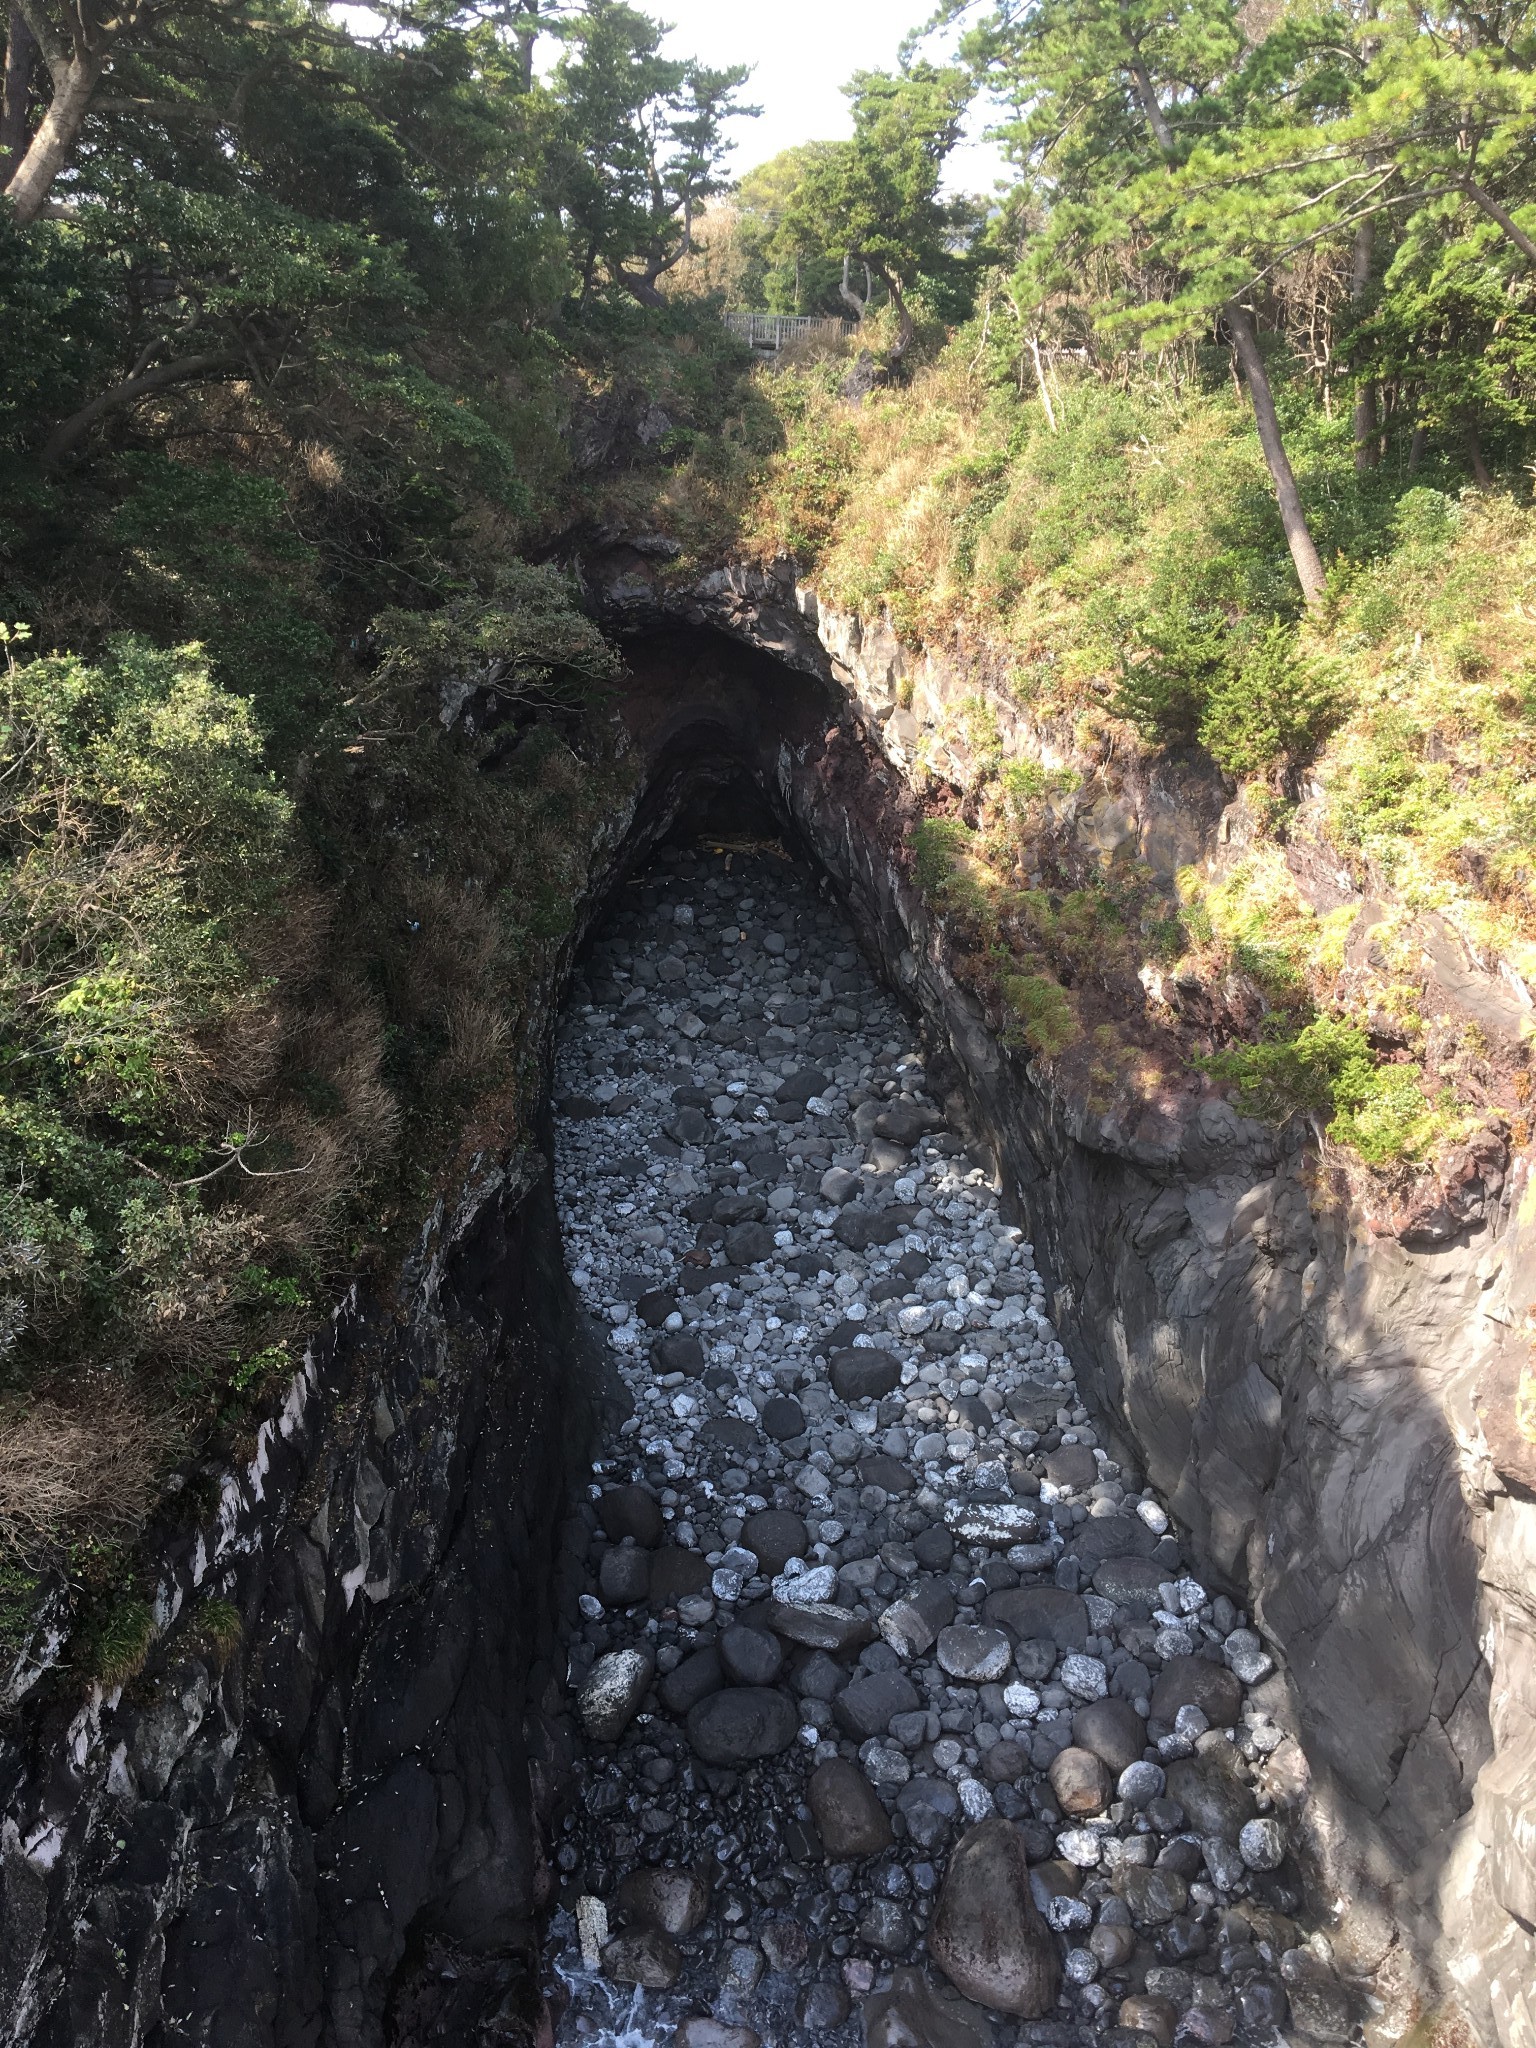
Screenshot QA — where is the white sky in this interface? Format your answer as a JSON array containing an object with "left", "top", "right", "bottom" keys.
[{"left": 647, "top": 0, "right": 1011, "bottom": 195}]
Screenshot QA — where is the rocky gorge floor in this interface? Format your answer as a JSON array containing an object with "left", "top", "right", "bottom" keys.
[{"left": 541, "top": 842, "right": 1360, "bottom": 2048}]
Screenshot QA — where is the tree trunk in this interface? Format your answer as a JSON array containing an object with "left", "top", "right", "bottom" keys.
[
  {"left": 1350, "top": 213, "right": 1379, "bottom": 472},
  {"left": 1464, "top": 413, "right": 1492, "bottom": 488},
  {"left": 1225, "top": 300, "right": 1327, "bottom": 606},
  {"left": 1463, "top": 176, "right": 1536, "bottom": 270},
  {"left": 2, "top": 47, "right": 102, "bottom": 224},
  {"left": 1, "top": 3, "right": 37, "bottom": 177},
  {"left": 880, "top": 268, "right": 916, "bottom": 359},
  {"left": 1028, "top": 334, "right": 1058, "bottom": 432},
  {"left": 838, "top": 251, "right": 869, "bottom": 322},
  {"left": 1408, "top": 421, "right": 1427, "bottom": 474},
  {"left": 611, "top": 264, "right": 667, "bottom": 310},
  {"left": 41, "top": 349, "right": 242, "bottom": 466},
  {"left": 1127, "top": 52, "right": 1176, "bottom": 156}
]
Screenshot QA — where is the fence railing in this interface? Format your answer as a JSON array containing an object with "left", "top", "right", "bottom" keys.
[{"left": 722, "top": 311, "right": 856, "bottom": 352}]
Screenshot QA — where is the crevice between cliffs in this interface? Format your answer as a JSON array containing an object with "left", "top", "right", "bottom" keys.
[{"left": 0, "top": 601, "right": 1531, "bottom": 2048}]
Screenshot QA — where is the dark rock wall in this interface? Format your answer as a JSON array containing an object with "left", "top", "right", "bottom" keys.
[{"left": 0, "top": 1152, "right": 598, "bottom": 2048}]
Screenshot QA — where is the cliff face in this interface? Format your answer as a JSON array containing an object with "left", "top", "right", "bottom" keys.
[
  {"left": 1, "top": 548, "right": 1532, "bottom": 2048},
  {"left": 591, "top": 552, "right": 1536, "bottom": 2048},
  {"left": 0, "top": 1153, "right": 603, "bottom": 2048}
]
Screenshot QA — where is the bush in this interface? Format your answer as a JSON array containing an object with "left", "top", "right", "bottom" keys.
[
  {"left": 1202, "top": 1013, "right": 1452, "bottom": 1162},
  {"left": 1198, "top": 621, "right": 1344, "bottom": 777},
  {"left": 1001, "top": 973, "right": 1081, "bottom": 1057},
  {"left": 1111, "top": 596, "right": 1231, "bottom": 747},
  {"left": 911, "top": 816, "right": 978, "bottom": 899}
]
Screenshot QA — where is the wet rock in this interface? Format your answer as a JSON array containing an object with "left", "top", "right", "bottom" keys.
[
  {"left": 880, "top": 1583, "right": 956, "bottom": 1659},
  {"left": 719, "top": 1945, "right": 765, "bottom": 1994},
  {"left": 649, "top": 1545, "right": 713, "bottom": 1608},
  {"left": 834, "top": 1670, "right": 921, "bottom": 1739},
  {"left": 808, "top": 1755, "right": 894, "bottom": 1856},
  {"left": 718, "top": 1624, "right": 785, "bottom": 1687},
  {"left": 686, "top": 1687, "right": 798, "bottom": 1764},
  {"left": 833, "top": 1207, "right": 902, "bottom": 1251},
  {"left": 859, "top": 1453, "right": 916, "bottom": 1494},
  {"left": 760, "top": 1395, "right": 805, "bottom": 1441},
  {"left": 675, "top": 2024, "right": 760, "bottom": 2048},
  {"left": 617, "top": 1866, "right": 711, "bottom": 1936},
  {"left": 743, "top": 1509, "right": 808, "bottom": 1574},
  {"left": 1092, "top": 1557, "right": 1166, "bottom": 1605},
  {"left": 1118, "top": 1996, "right": 1178, "bottom": 2046},
  {"left": 659, "top": 1644, "right": 723, "bottom": 1716},
  {"left": 864, "top": 1968, "right": 991, "bottom": 2048},
  {"left": 725, "top": 1222, "right": 777, "bottom": 1266},
  {"left": 763, "top": 1598, "right": 873, "bottom": 1652},
  {"left": 830, "top": 1348, "right": 902, "bottom": 1402},
  {"left": 653, "top": 1333, "right": 706, "bottom": 1375},
  {"left": 928, "top": 1817, "right": 1061, "bottom": 2016},
  {"left": 600, "top": 1484, "right": 664, "bottom": 1548},
  {"left": 1047, "top": 1747, "right": 1113, "bottom": 1817},
  {"left": 936, "top": 1626, "right": 1013, "bottom": 1683},
  {"left": 792, "top": 1649, "right": 846, "bottom": 1700},
  {"left": 602, "top": 1928, "right": 682, "bottom": 1988},
  {"left": 985, "top": 1585, "right": 1089, "bottom": 1650},
  {"left": 1115, "top": 1865, "right": 1188, "bottom": 1927},
  {"left": 599, "top": 1545, "right": 651, "bottom": 1607},
  {"left": 579, "top": 1648, "right": 653, "bottom": 1742},
  {"left": 797, "top": 1982, "right": 851, "bottom": 2029},
  {"left": 1043, "top": 1445, "right": 1097, "bottom": 1490},
  {"left": 1238, "top": 1817, "right": 1286, "bottom": 1870},
  {"left": 637, "top": 1289, "right": 678, "bottom": 1328},
  {"left": 981, "top": 1739, "right": 1030, "bottom": 1786},
  {"left": 913, "top": 1525, "right": 955, "bottom": 1571},
  {"left": 1279, "top": 1950, "right": 1353, "bottom": 2040},
  {"left": 759, "top": 1919, "right": 809, "bottom": 1970},
  {"left": 1164, "top": 1748, "right": 1257, "bottom": 1842},
  {"left": 1072, "top": 1698, "right": 1147, "bottom": 1774},
  {"left": 860, "top": 1900, "right": 914, "bottom": 1954},
  {"left": 1150, "top": 1656, "right": 1242, "bottom": 1729}
]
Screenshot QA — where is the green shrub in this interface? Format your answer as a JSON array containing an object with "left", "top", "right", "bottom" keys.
[
  {"left": 1198, "top": 621, "right": 1344, "bottom": 777},
  {"left": 1111, "top": 596, "right": 1231, "bottom": 746},
  {"left": 911, "top": 817, "right": 978, "bottom": 899},
  {"left": 1001, "top": 973, "right": 1081, "bottom": 1056},
  {"left": 1202, "top": 1013, "right": 1451, "bottom": 1162},
  {"left": 86, "top": 1597, "right": 156, "bottom": 1688}
]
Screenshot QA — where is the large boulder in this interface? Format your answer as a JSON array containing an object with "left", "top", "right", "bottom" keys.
[
  {"left": 808, "top": 1756, "right": 894, "bottom": 1856},
  {"left": 685, "top": 1687, "right": 798, "bottom": 1764},
  {"left": 928, "top": 1818, "right": 1061, "bottom": 2016}
]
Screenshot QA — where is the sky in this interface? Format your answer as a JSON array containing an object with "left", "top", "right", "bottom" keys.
[
  {"left": 597, "top": 0, "right": 1010, "bottom": 196},
  {"left": 338, "top": 0, "right": 1013, "bottom": 194}
]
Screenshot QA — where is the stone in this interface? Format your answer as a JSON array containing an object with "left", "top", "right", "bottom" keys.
[
  {"left": 599, "top": 1484, "right": 664, "bottom": 1548},
  {"left": 1091, "top": 1557, "right": 1166, "bottom": 1605},
  {"left": 760, "top": 1395, "right": 805, "bottom": 1441},
  {"left": 834, "top": 1670, "right": 921, "bottom": 1739},
  {"left": 759, "top": 1919, "right": 809, "bottom": 1971},
  {"left": 833, "top": 1207, "right": 902, "bottom": 1251},
  {"left": 1117, "top": 1761, "right": 1165, "bottom": 1808},
  {"left": 1279, "top": 1950, "right": 1353, "bottom": 2041},
  {"left": 1238, "top": 1817, "right": 1286, "bottom": 1871},
  {"left": 602, "top": 1928, "right": 682, "bottom": 1988},
  {"left": 945, "top": 1502, "right": 1039, "bottom": 1547},
  {"left": 791, "top": 1649, "right": 845, "bottom": 1701},
  {"left": 830, "top": 1348, "right": 902, "bottom": 1402},
  {"left": 859, "top": 1453, "right": 916, "bottom": 1494},
  {"left": 928, "top": 1817, "right": 1061, "bottom": 2017},
  {"left": 985, "top": 1585, "right": 1089, "bottom": 1650},
  {"left": 653, "top": 1332, "right": 706, "bottom": 1376},
  {"left": 879, "top": 1583, "right": 956, "bottom": 1659},
  {"left": 1115, "top": 1865, "right": 1188, "bottom": 1927},
  {"left": 808, "top": 1755, "right": 895, "bottom": 1856},
  {"left": 1150, "top": 1656, "right": 1242, "bottom": 1729},
  {"left": 864, "top": 1967, "right": 991, "bottom": 2048},
  {"left": 860, "top": 1900, "right": 915, "bottom": 1954},
  {"left": 1072, "top": 1698, "right": 1147, "bottom": 1774},
  {"left": 1044, "top": 1444, "right": 1097, "bottom": 1490},
  {"left": 675, "top": 2024, "right": 760, "bottom": 2048},
  {"left": 578, "top": 1649, "right": 653, "bottom": 1742},
  {"left": 1047, "top": 1747, "right": 1113, "bottom": 1817},
  {"left": 648, "top": 1545, "right": 713, "bottom": 1609},
  {"left": 686, "top": 1687, "right": 798, "bottom": 1764},
  {"left": 617, "top": 1866, "right": 711, "bottom": 1936},
  {"left": 797, "top": 1982, "right": 851, "bottom": 2029},
  {"left": 599, "top": 1545, "right": 651, "bottom": 1606},
  {"left": 936, "top": 1626, "right": 1013, "bottom": 1683},
  {"left": 1117, "top": 1996, "right": 1178, "bottom": 2046},
  {"left": 742, "top": 1509, "right": 809, "bottom": 1574},
  {"left": 718, "top": 1624, "right": 785, "bottom": 1686},
  {"left": 981, "top": 1739, "right": 1029, "bottom": 1785},
  {"left": 659, "top": 1644, "right": 723, "bottom": 1715},
  {"left": 1164, "top": 1749, "right": 1257, "bottom": 1843},
  {"left": 913, "top": 1524, "right": 955, "bottom": 1571},
  {"left": 820, "top": 1167, "right": 863, "bottom": 1205},
  {"left": 637, "top": 1289, "right": 678, "bottom": 1328},
  {"left": 725, "top": 1221, "right": 777, "bottom": 1266},
  {"left": 764, "top": 1593, "right": 872, "bottom": 1651}
]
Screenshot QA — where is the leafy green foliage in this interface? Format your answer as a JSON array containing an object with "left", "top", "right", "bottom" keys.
[
  {"left": 1201, "top": 1014, "right": 1453, "bottom": 1161},
  {"left": 1001, "top": 972, "right": 1081, "bottom": 1055}
]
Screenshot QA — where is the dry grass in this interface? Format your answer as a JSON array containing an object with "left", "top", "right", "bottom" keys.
[{"left": 0, "top": 1386, "right": 179, "bottom": 1557}]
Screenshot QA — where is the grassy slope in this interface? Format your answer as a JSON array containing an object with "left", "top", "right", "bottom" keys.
[{"left": 729, "top": 334, "right": 1535, "bottom": 1172}]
